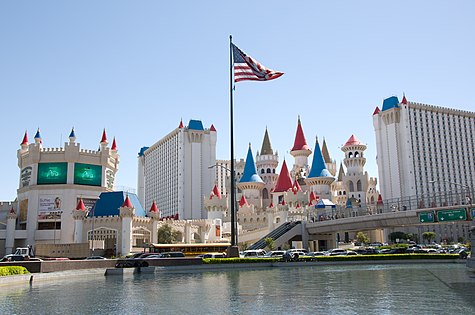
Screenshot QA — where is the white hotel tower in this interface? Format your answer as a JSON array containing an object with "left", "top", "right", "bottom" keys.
[
  {"left": 373, "top": 95, "right": 475, "bottom": 202},
  {"left": 137, "top": 119, "right": 217, "bottom": 220}
]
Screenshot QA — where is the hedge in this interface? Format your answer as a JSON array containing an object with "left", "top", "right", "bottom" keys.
[
  {"left": 0, "top": 266, "right": 30, "bottom": 276},
  {"left": 202, "top": 254, "right": 460, "bottom": 264}
]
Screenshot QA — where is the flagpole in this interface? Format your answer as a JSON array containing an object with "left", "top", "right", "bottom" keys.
[{"left": 229, "top": 35, "right": 238, "bottom": 255}]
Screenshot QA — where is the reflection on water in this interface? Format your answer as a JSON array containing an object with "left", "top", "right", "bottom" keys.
[{"left": 1, "top": 264, "right": 474, "bottom": 314}]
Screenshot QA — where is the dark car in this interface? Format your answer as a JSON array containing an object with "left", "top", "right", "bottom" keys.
[
  {"left": 157, "top": 252, "right": 185, "bottom": 258},
  {"left": 86, "top": 256, "right": 107, "bottom": 260}
]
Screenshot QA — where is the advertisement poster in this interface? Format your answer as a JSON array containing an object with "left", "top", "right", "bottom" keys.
[
  {"left": 38, "top": 196, "right": 63, "bottom": 220},
  {"left": 20, "top": 166, "right": 32, "bottom": 187},
  {"left": 37, "top": 163, "right": 68, "bottom": 185},
  {"left": 74, "top": 163, "right": 102, "bottom": 186},
  {"left": 19, "top": 199, "right": 28, "bottom": 222}
]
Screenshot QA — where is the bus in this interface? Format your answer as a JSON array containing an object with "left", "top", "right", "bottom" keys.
[{"left": 148, "top": 243, "right": 231, "bottom": 257}]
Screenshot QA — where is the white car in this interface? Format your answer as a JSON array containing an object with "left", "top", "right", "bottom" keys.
[{"left": 242, "top": 249, "right": 267, "bottom": 257}]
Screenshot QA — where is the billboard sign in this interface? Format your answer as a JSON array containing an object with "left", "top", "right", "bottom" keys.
[
  {"left": 38, "top": 196, "right": 63, "bottom": 220},
  {"left": 74, "top": 163, "right": 102, "bottom": 186},
  {"left": 20, "top": 166, "right": 32, "bottom": 187},
  {"left": 37, "top": 163, "right": 68, "bottom": 185},
  {"left": 436, "top": 209, "right": 467, "bottom": 222}
]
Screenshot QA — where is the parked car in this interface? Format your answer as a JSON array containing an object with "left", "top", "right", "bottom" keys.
[
  {"left": 156, "top": 252, "right": 185, "bottom": 258},
  {"left": 201, "top": 253, "right": 226, "bottom": 258},
  {"left": 309, "top": 251, "right": 326, "bottom": 257},
  {"left": 345, "top": 250, "right": 358, "bottom": 255},
  {"left": 326, "top": 249, "right": 347, "bottom": 256},
  {"left": 265, "top": 250, "right": 286, "bottom": 258},
  {"left": 86, "top": 256, "right": 107, "bottom": 260},
  {"left": 242, "top": 249, "right": 266, "bottom": 257}
]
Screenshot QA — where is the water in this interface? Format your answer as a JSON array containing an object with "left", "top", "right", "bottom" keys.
[{"left": 1, "top": 263, "right": 475, "bottom": 314}]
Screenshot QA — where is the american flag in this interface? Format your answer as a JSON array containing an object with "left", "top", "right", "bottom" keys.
[{"left": 232, "top": 44, "right": 283, "bottom": 82}]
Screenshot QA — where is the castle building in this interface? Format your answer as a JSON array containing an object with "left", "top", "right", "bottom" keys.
[
  {"left": 1, "top": 128, "right": 119, "bottom": 255},
  {"left": 137, "top": 119, "right": 217, "bottom": 220},
  {"left": 373, "top": 96, "right": 475, "bottom": 204}
]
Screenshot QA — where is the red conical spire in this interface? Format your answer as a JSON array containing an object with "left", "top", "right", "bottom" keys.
[
  {"left": 149, "top": 200, "right": 159, "bottom": 212},
  {"left": 21, "top": 131, "right": 28, "bottom": 146},
  {"left": 122, "top": 195, "right": 133, "bottom": 208},
  {"left": 269, "top": 201, "right": 274, "bottom": 208},
  {"left": 239, "top": 195, "right": 248, "bottom": 207},
  {"left": 373, "top": 106, "right": 380, "bottom": 115},
  {"left": 111, "top": 137, "right": 117, "bottom": 150},
  {"left": 292, "top": 180, "right": 301, "bottom": 194},
  {"left": 344, "top": 134, "right": 364, "bottom": 147},
  {"left": 76, "top": 199, "right": 86, "bottom": 211},
  {"left": 291, "top": 116, "right": 310, "bottom": 151},
  {"left": 179, "top": 119, "right": 184, "bottom": 129},
  {"left": 273, "top": 160, "right": 293, "bottom": 193},
  {"left": 401, "top": 94, "right": 408, "bottom": 105},
  {"left": 100, "top": 129, "right": 108, "bottom": 144},
  {"left": 377, "top": 194, "right": 383, "bottom": 205},
  {"left": 210, "top": 124, "right": 216, "bottom": 132},
  {"left": 9, "top": 206, "right": 15, "bottom": 214},
  {"left": 210, "top": 185, "right": 222, "bottom": 199},
  {"left": 281, "top": 199, "right": 286, "bottom": 206}
]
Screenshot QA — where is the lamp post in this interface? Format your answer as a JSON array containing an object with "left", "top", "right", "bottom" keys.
[
  {"left": 429, "top": 180, "right": 472, "bottom": 207},
  {"left": 209, "top": 164, "right": 238, "bottom": 248}
]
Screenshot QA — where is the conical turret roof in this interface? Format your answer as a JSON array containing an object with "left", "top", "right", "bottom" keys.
[
  {"left": 343, "top": 135, "right": 364, "bottom": 147},
  {"left": 239, "top": 144, "right": 264, "bottom": 184},
  {"left": 34, "top": 128, "right": 41, "bottom": 140},
  {"left": 321, "top": 138, "right": 331, "bottom": 163},
  {"left": 239, "top": 195, "right": 248, "bottom": 207},
  {"left": 291, "top": 116, "right": 310, "bottom": 152},
  {"left": 260, "top": 128, "right": 273, "bottom": 155},
  {"left": 21, "top": 131, "right": 28, "bottom": 146},
  {"left": 308, "top": 138, "right": 332, "bottom": 178},
  {"left": 121, "top": 195, "right": 133, "bottom": 208},
  {"left": 273, "top": 160, "right": 293, "bottom": 193},
  {"left": 210, "top": 185, "right": 222, "bottom": 199},
  {"left": 337, "top": 163, "right": 345, "bottom": 181},
  {"left": 111, "top": 137, "right": 117, "bottom": 150},
  {"left": 149, "top": 200, "right": 159, "bottom": 212},
  {"left": 76, "top": 198, "right": 86, "bottom": 211},
  {"left": 100, "top": 128, "right": 108, "bottom": 144}
]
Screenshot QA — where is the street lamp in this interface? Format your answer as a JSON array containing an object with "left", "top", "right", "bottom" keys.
[
  {"left": 209, "top": 164, "right": 238, "bottom": 249},
  {"left": 429, "top": 180, "right": 472, "bottom": 207}
]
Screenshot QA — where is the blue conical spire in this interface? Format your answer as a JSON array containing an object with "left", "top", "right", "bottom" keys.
[
  {"left": 34, "top": 128, "right": 41, "bottom": 139},
  {"left": 308, "top": 137, "right": 332, "bottom": 178},
  {"left": 69, "top": 127, "right": 76, "bottom": 139},
  {"left": 239, "top": 144, "right": 264, "bottom": 183}
]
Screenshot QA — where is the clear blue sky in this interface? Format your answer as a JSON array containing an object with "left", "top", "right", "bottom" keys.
[{"left": 1, "top": 1, "right": 474, "bottom": 201}]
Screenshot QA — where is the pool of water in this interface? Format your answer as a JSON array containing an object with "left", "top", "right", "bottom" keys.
[{"left": 1, "top": 263, "right": 475, "bottom": 314}]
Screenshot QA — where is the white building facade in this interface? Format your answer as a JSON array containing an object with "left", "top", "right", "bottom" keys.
[
  {"left": 373, "top": 96, "right": 475, "bottom": 204},
  {"left": 138, "top": 120, "right": 217, "bottom": 220}
]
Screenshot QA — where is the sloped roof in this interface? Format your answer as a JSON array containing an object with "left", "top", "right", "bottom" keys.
[
  {"left": 291, "top": 117, "right": 310, "bottom": 152},
  {"left": 239, "top": 145, "right": 264, "bottom": 184},
  {"left": 188, "top": 119, "right": 204, "bottom": 131},
  {"left": 273, "top": 160, "right": 293, "bottom": 193},
  {"left": 316, "top": 198, "right": 335, "bottom": 208},
  {"left": 308, "top": 139, "right": 333, "bottom": 178},
  {"left": 91, "top": 191, "right": 146, "bottom": 217},
  {"left": 260, "top": 128, "right": 273, "bottom": 155},
  {"left": 343, "top": 134, "right": 364, "bottom": 147},
  {"left": 382, "top": 96, "right": 399, "bottom": 111},
  {"left": 321, "top": 139, "right": 331, "bottom": 163},
  {"left": 337, "top": 163, "right": 345, "bottom": 181}
]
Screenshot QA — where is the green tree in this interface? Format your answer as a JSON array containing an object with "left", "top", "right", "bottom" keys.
[
  {"left": 356, "top": 232, "right": 369, "bottom": 245},
  {"left": 422, "top": 231, "right": 436, "bottom": 244},
  {"left": 388, "top": 231, "right": 407, "bottom": 243},
  {"left": 264, "top": 237, "right": 275, "bottom": 251},
  {"left": 157, "top": 224, "right": 180, "bottom": 244}
]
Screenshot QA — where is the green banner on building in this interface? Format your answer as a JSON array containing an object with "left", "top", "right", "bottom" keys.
[
  {"left": 436, "top": 209, "right": 467, "bottom": 222},
  {"left": 74, "top": 163, "right": 102, "bottom": 186},
  {"left": 419, "top": 211, "right": 435, "bottom": 223},
  {"left": 37, "top": 162, "right": 68, "bottom": 185}
]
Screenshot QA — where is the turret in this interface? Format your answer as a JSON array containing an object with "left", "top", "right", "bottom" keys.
[
  {"left": 305, "top": 137, "right": 335, "bottom": 200},
  {"left": 256, "top": 128, "right": 279, "bottom": 208},
  {"left": 237, "top": 144, "right": 265, "bottom": 208},
  {"left": 290, "top": 116, "right": 311, "bottom": 179}
]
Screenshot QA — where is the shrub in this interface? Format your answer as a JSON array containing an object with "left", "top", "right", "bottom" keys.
[{"left": 0, "top": 266, "right": 30, "bottom": 276}]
